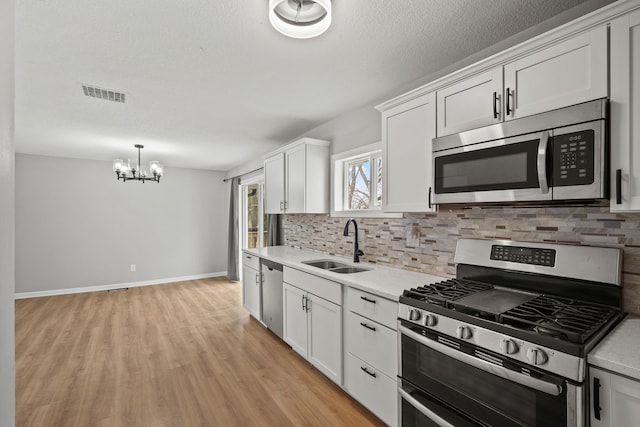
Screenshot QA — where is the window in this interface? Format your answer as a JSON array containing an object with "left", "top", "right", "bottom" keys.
[
  {"left": 331, "top": 142, "right": 400, "bottom": 217},
  {"left": 344, "top": 154, "right": 382, "bottom": 210}
]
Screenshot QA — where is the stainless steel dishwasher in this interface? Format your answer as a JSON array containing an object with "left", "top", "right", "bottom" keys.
[{"left": 260, "top": 259, "right": 283, "bottom": 339}]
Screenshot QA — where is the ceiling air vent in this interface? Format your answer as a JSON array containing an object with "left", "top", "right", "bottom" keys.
[{"left": 82, "top": 84, "right": 126, "bottom": 103}]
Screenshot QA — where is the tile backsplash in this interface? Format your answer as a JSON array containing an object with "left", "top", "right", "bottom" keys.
[{"left": 283, "top": 206, "right": 640, "bottom": 315}]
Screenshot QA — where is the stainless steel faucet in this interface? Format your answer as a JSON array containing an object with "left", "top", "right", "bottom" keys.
[{"left": 343, "top": 218, "right": 364, "bottom": 263}]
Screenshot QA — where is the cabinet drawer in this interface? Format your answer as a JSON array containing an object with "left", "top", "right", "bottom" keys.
[
  {"left": 242, "top": 252, "right": 260, "bottom": 271},
  {"left": 347, "top": 287, "right": 398, "bottom": 330},
  {"left": 347, "top": 353, "right": 397, "bottom": 427},
  {"left": 284, "top": 267, "right": 342, "bottom": 305},
  {"left": 348, "top": 311, "right": 397, "bottom": 378}
]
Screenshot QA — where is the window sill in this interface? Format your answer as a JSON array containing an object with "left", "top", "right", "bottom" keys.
[{"left": 330, "top": 210, "right": 403, "bottom": 219}]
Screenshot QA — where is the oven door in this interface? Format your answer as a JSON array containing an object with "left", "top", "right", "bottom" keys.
[
  {"left": 433, "top": 131, "right": 552, "bottom": 204},
  {"left": 398, "top": 321, "right": 583, "bottom": 427}
]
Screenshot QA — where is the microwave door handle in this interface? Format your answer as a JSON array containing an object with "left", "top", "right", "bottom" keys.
[
  {"left": 399, "top": 325, "right": 562, "bottom": 396},
  {"left": 537, "top": 131, "right": 550, "bottom": 194},
  {"left": 399, "top": 388, "right": 457, "bottom": 427}
]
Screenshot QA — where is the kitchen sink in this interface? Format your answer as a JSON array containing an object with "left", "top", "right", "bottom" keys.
[
  {"left": 302, "top": 259, "right": 371, "bottom": 274},
  {"left": 330, "top": 266, "right": 371, "bottom": 274},
  {"left": 302, "top": 260, "right": 348, "bottom": 270}
]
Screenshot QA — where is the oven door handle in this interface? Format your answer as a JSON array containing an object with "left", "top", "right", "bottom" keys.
[
  {"left": 399, "top": 388, "right": 458, "bottom": 427},
  {"left": 537, "top": 131, "right": 550, "bottom": 194},
  {"left": 399, "top": 325, "right": 562, "bottom": 396}
]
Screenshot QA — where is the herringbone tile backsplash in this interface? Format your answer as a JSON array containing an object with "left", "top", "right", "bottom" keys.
[{"left": 283, "top": 206, "right": 640, "bottom": 315}]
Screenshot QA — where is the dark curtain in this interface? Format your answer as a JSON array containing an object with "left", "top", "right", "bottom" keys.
[
  {"left": 266, "top": 214, "right": 283, "bottom": 246},
  {"left": 226, "top": 177, "right": 240, "bottom": 281}
]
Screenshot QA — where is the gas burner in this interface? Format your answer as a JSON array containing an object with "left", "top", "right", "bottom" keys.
[
  {"left": 501, "top": 295, "right": 619, "bottom": 344},
  {"left": 403, "top": 279, "right": 492, "bottom": 307}
]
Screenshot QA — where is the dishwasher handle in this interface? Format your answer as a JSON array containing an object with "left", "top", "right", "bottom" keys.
[{"left": 261, "top": 259, "right": 283, "bottom": 272}]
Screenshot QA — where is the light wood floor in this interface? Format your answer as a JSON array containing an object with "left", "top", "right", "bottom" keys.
[{"left": 16, "top": 277, "right": 386, "bottom": 427}]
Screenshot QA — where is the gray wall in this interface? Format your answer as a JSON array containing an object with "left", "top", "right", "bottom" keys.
[
  {"left": 16, "top": 154, "right": 228, "bottom": 294},
  {"left": 0, "top": 0, "right": 15, "bottom": 422}
]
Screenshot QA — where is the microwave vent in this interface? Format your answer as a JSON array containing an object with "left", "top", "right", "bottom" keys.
[{"left": 82, "top": 84, "right": 126, "bottom": 103}]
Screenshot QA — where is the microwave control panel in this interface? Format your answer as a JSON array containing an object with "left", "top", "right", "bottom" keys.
[
  {"left": 552, "top": 130, "right": 594, "bottom": 186},
  {"left": 490, "top": 245, "right": 556, "bottom": 267}
]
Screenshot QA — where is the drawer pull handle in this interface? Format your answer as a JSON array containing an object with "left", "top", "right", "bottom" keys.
[
  {"left": 360, "top": 366, "right": 377, "bottom": 378},
  {"left": 360, "top": 322, "right": 376, "bottom": 332},
  {"left": 360, "top": 296, "right": 376, "bottom": 304}
]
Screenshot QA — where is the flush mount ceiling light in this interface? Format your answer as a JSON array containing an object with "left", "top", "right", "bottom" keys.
[
  {"left": 112, "top": 145, "right": 163, "bottom": 183},
  {"left": 269, "top": 0, "right": 332, "bottom": 39}
]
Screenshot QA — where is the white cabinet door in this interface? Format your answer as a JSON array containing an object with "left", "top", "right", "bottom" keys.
[
  {"left": 504, "top": 26, "right": 607, "bottom": 121},
  {"left": 382, "top": 92, "right": 436, "bottom": 212},
  {"left": 264, "top": 153, "right": 285, "bottom": 214},
  {"left": 611, "top": 10, "right": 640, "bottom": 211},
  {"left": 282, "top": 282, "right": 308, "bottom": 358},
  {"left": 347, "top": 353, "right": 397, "bottom": 427},
  {"left": 242, "top": 265, "right": 261, "bottom": 320},
  {"left": 307, "top": 294, "right": 342, "bottom": 385},
  {"left": 590, "top": 367, "right": 640, "bottom": 427},
  {"left": 285, "top": 144, "right": 306, "bottom": 213},
  {"left": 436, "top": 68, "right": 503, "bottom": 137}
]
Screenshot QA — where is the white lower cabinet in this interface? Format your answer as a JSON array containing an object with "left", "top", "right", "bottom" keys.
[
  {"left": 347, "top": 353, "right": 397, "bottom": 427},
  {"left": 346, "top": 287, "right": 398, "bottom": 427},
  {"left": 590, "top": 367, "right": 640, "bottom": 427},
  {"left": 282, "top": 273, "right": 342, "bottom": 385},
  {"left": 241, "top": 253, "right": 261, "bottom": 320}
]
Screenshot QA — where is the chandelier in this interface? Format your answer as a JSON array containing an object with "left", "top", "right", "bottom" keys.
[
  {"left": 269, "top": 0, "right": 332, "bottom": 39},
  {"left": 112, "top": 145, "right": 163, "bottom": 183}
]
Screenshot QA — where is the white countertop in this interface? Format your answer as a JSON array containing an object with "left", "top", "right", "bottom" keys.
[
  {"left": 589, "top": 316, "right": 640, "bottom": 380},
  {"left": 243, "top": 246, "right": 447, "bottom": 301}
]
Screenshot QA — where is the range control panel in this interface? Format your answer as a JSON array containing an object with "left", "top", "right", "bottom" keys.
[{"left": 490, "top": 245, "right": 556, "bottom": 267}]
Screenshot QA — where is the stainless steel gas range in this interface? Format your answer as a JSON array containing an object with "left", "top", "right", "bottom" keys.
[{"left": 398, "top": 238, "right": 623, "bottom": 427}]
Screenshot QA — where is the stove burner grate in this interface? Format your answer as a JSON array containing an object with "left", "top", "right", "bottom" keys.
[
  {"left": 403, "top": 279, "right": 492, "bottom": 306},
  {"left": 500, "top": 295, "right": 619, "bottom": 344}
]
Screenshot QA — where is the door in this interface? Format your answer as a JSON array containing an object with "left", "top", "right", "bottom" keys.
[
  {"left": 285, "top": 144, "right": 306, "bottom": 213},
  {"left": 264, "top": 153, "right": 285, "bottom": 214},
  {"left": 433, "top": 132, "right": 552, "bottom": 204},
  {"left": 283, "top": 283, "right": 308, "bottom": 358},
  {"left": 242, "top": 265, "right": 260, "bottom": 319},
  {"left": 242, "top": 181, "right": 267, "bottom": 250},
  {"left": 436, "top": 68, "right": 503, "bottom": 137},
  {"left": 610, "top": 10, "right": 640, "bottom": 211},
  {"left": 307, "top": 294, "right": 342, "bottom": 384},
  {"left": 382, "top": 92, "right": 436, "bottom": 212},
  {"left": 504, "top": 25, "right": 607, "bottom": 121}
]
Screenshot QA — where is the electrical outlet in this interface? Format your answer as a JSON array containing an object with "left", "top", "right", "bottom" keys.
[{"left": 130, "top": 264, "right": 136, "bottom": 272}]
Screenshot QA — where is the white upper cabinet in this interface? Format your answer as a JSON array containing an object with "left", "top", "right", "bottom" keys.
[
  {"left": 436, "top": 25, "right": 608, "bottom": 137},
  {"left": 381, "top": 92, "right": 436, "bottom": 212},
  {"left": 610, "top": 9, "right": 640, "bottom": 212},
  {"left": 504, "top": 25, "right": 607, "bottom": 120},
  {"left": 264, "top": 153, "right": 285, "bottom": 214},
  {"left": 263, "top": 138, "right": 330, "bottom": 214},
  {"left": 437, "top": 68, "right": 503, "bottom": 136}
]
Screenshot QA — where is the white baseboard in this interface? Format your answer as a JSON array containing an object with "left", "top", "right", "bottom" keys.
[{"left": 14, "top": 271, "right": 228, "bottom": 299}]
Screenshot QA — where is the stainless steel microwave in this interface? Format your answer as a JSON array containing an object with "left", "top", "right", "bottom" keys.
[{"left": 432, "top": 98, "right": 607, "bottom": 205}]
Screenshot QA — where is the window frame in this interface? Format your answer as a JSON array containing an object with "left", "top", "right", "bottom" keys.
[{"left": 330, "top": 142, "right": 402, "bottom": 218}]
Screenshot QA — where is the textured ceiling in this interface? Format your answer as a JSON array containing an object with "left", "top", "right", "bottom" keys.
[{"left": 15, "top": 0, "right": 604, "bottom": 171}]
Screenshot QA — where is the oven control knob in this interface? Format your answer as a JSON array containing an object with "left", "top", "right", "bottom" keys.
[
  {"left": 408, "top": 309, "right": 422, "bottom": 322},
  {"left": 424, "top": 314, "right": 437, "bottom": 327},
  {"left": 456, "top": 325, "right": 473, "bottom": 340},
  {"left": 526, "top": 348, "right": 548, "bottom": 365},
  {"left": 500, "top": 339, "right": 519, "bottom": 355}
]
